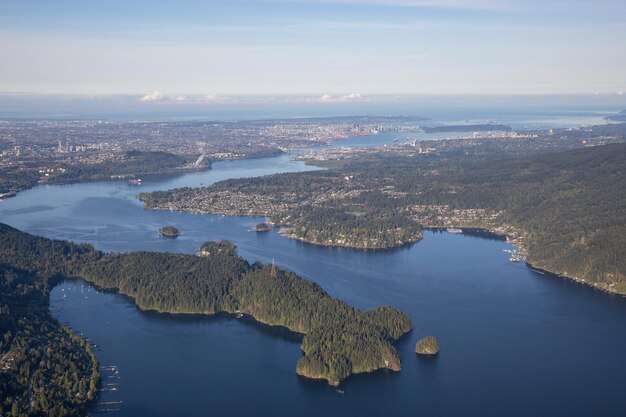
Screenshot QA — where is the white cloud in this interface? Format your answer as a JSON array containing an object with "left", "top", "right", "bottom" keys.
[
  {"left": 339, "top": 92, "right": 361, "bottom": 101},
  {"left": 136, "top": 92, "right": 237, "bottom": 104},
  {"left": 139, "top": 91, "right": 163, "bottom": 101},
  {"left": 203, "top": 93, "right": 223, "bottom": 102},
  {"left": 317, "top": 92, "right": 362, "bottom": 102}
]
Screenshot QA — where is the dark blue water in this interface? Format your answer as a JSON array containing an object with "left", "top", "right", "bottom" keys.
[{"left": 2, "top": 153, "right": 626, "bottom": 417}]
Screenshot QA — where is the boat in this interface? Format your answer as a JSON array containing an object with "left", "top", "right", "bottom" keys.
[{"left": 446, "top": 228, "right": 463, "bottom": 234}]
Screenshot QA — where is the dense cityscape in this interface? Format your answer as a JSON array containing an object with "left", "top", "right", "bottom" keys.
[{"left": 0, "top": 116, "right": 431, "bottom": 198}]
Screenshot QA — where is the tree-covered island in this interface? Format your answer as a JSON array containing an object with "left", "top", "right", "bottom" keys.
[
  {"left": 254, "top": 222, "right": 272, "bottom": 232},
  {"left": 415, "top": 336, "right": 440, "bottom": 355},
  {"left": 0, "top": 223, "right": 412, "bottom": 393},
  {"left": 159, "top": 226, "right": 181, "bottom": 237}
]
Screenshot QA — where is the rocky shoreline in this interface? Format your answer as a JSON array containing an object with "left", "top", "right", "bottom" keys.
[
  {"left": 277, "top": 227, "right": 423, "bottom": 250},
  {"left": 283, "top": 222, "right": 626, "bottom": 297}
]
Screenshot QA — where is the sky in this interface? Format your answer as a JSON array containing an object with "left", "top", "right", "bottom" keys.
[{"left": 0, "top": 0, "right": 625, "bottom": 104}]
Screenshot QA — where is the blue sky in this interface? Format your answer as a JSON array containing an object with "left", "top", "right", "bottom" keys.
[{"left": 1, "top": 0, "right": 625, "bottom": 99}]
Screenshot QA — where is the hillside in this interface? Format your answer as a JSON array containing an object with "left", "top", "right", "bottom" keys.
[
  {"left": 140, "top": 143, "right": 626, "bottom": 294},
  {"left": 0, "top": 262, "right": 99, "bottom": 416}
]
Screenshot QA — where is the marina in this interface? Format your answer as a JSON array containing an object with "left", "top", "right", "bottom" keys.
[{"left": 503, "top": 249, "right": 526, "bottom": 262}]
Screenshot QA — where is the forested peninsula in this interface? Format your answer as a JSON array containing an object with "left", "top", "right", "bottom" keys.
[
  {"left": 0, "top": 150, "right": 212, "bottom": 200},
  {"left": 0, "top": 224, "right": 412, "bottom": 395},
  {"left": 0, "top": 238, "right": 100, "bottom": 416},
  {"left": 140, "top": 141, "right": 626, "bottom": 295}
]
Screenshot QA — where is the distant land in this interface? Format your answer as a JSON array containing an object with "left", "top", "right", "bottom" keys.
[
  {"left": 421, "top": 123, "right": 512, "bottom": 133},
  {"left": 606, "top": 110, "right": 626, "bottom": 122},
  {"left": 141, "top": 129, "right": 626, "bottom": 295},
  {"left": 0, "top": 116, "right": 426, "bottom": 200},
  {"left": 0, "top": 150, "right": 212, "bottom": 199}
]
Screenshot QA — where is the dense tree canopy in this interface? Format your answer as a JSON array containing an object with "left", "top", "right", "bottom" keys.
[
  {"left": 0, "top": 223, "right": 412, "bottom": 390},
  {"left": 0, "top": 261, "right": 99, "bottom": 417}
]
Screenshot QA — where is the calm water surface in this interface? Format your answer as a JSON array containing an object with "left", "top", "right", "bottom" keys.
[{"left": 1, "top": 153, "right": 625, "bottom": 417}]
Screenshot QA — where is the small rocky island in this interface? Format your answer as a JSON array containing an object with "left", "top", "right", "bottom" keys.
[
  {"left": 254, "top": 222, "right": 271, "bottom": 232},
  {"left": 158, "top": 226, "right": 181, "bottom": 238},
  {"left": 415, "top": 336, "right": 440, "bottom": 355}
]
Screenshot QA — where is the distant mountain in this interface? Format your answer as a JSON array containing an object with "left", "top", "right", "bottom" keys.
[
  {"left": 605, "top": 110, "right": 626, "bottom": 121},
  {"left": 422, "top": 123, "right": 512, "bottom": 133}
]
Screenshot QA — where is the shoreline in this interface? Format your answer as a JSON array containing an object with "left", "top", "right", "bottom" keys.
[
  {"left": 0, "top": 148, "right": 287, "bottom": 202},
  {"left": 64, "top": 273, "right": 406, "bottom": 387},
  {"left": 278, "top": 227, "right": 423, "bottom": 251},
  {"left": 444, "top": 226, "right": 626, "bottom": 297},
  {"left": 0, "top": 165, "right": 213, "bottom": 202},
  {"left": 524, "top": 262, "right": 625, "bottom": 297},
  {"left": 140, "top": 199, "right": 626, "bottom": 297},
  {"left": 59, "top": 276, "right": 306, "bottom": 339}
]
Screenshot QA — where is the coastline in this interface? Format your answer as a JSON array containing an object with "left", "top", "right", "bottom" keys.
[
  {"left": 442, "top": 225, "right": 626, "bottom": 297},
  {"left": 73, "top": 269, "right": 409, "bottom": 387},
  {"left": 277, "top": 227, "right": 423, "bottom": 251},
  {"left": 0, "top": 148, "right": 285, "bottom": 202},
  {"left": 0, "top": 164, "right": 213, "bottom": 202},
  {"left": 62, "top": 276, "right": 306, "bottom": 338},
  {"left": 61, "top": 274, "right": 407, "bottom": 389},
  {"left": 140, "top": 198, "right": 626, "bottom": 297}
]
